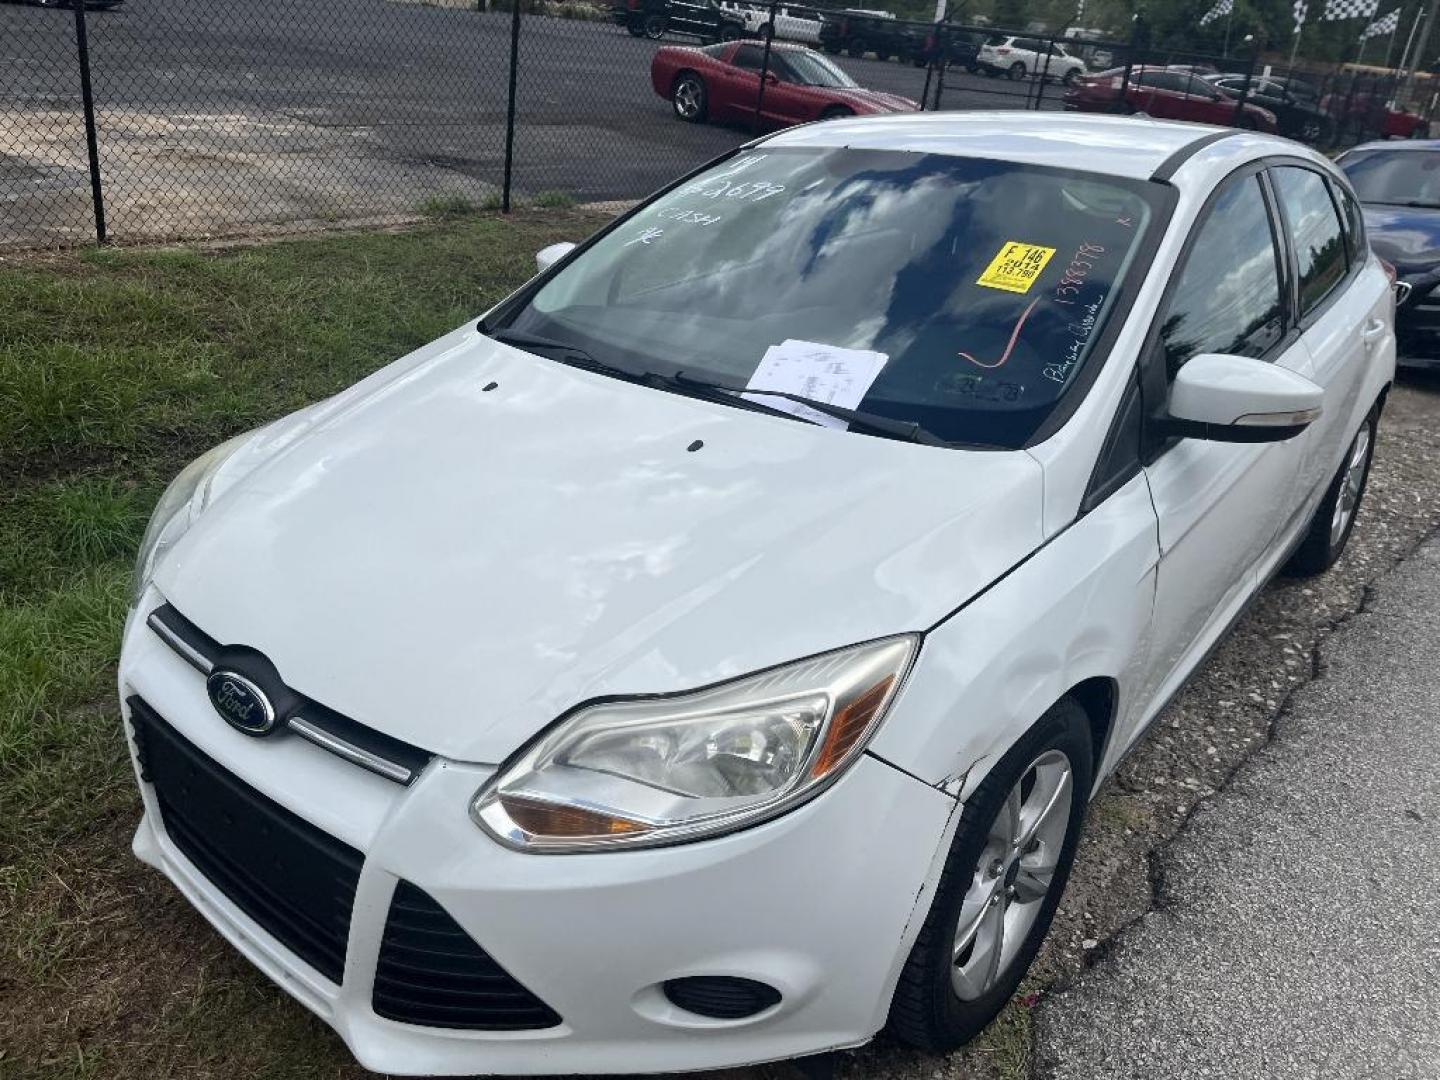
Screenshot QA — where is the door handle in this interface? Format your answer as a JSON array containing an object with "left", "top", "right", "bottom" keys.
[{"left": 1361, "top": 318, "right": 1387, "bottom": 342}]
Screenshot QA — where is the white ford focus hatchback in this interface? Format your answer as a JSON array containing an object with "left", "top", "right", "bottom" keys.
[{"left": 121, "top": 114, "right": 1394, "bottom": 1074}]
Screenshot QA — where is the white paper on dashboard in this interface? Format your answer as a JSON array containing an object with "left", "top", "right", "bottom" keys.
[{"left": 741, "top": 340, "right": 889, "bottom": 430}]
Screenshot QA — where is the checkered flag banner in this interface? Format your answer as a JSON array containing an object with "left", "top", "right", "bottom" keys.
[
  {"left": 1294, "top": 0, "right": 1309, "bottom": 32},
  {"left": 1360, "top": 7, "right": 1399, "bottom": 36},
  {"left": 1200, "top": 0, "right": 1233, "bottom": 25},
  {"left": 1322, "top": 0, "right": 1379, "bottom": 20}
]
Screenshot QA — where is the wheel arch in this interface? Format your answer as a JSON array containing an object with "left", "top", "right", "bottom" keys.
[
  {"left": 670, "top": 66, "right": 702, "bottom": 94},
  {"left": 1067, "top": 675, "right": 1118, "bottom": 784}
]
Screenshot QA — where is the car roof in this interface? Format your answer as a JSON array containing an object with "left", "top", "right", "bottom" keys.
[{"left": 758, "top": 111, "right": 1300, "bottom": 183}]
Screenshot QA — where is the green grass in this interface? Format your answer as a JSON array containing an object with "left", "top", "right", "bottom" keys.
[
  {"left": 533, "top": 189, "right": 578, "bottom": 209},
  {"left": 0, "top": 207, "right": 609, "bottom": 1078}
]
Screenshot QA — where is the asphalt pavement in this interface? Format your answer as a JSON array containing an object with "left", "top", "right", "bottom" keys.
[
  {"left": 1033, "top": 534, "right": 1440, "bottom": 1079},
  {"left": 0, "top": 0, "right": 1053, "bottom": 243}
]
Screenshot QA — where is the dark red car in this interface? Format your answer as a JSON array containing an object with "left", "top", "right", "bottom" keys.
[
  {"left": 1064, "top": 66, "right": 1278, "bottom": 132},
  {"left": 652, "top": 41, "right": 917, "bottom": 128},
  {"left": 1321, "top": 90, "right": 1430, "bottom": 139}
]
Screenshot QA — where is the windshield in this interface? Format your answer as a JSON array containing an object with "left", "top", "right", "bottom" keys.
[
  {"left": 497, "top": 148, "right": 1161, "bottom": 448},
  {"left": 1341, "top": 149, "right": 1440, "bottom": 207},
  {"left": 784, "top": 51, "right": 857, "bottom": 87}
]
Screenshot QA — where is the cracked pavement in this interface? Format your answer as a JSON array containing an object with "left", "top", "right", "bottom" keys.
[{"left": 1033, "top": 534, "right": 1440, "bottom": 1079}]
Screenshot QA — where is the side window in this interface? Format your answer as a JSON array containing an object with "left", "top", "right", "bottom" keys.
[
  {"left": 1157, "top": 174, "right": 1285, "bottom": 376},
  {"left": 1333, "top": 179, "right": 1368, "bottom": 268},
  {"left": 732, "top": 44, "right": 764, "bottom": 70},
  {"left": 1272, "top": 166, "right": 1348, "bottom": 317}
]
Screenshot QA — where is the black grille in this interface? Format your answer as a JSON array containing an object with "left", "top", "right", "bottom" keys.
[
  {"left": 374, "top": 881, "right": 561, "bottom": 1031},
  {"left": 129, "top": 697, "right": 362, "bottom": 984},
  {"left": 663, "top": 976, "right": 782, "bottom": 1019}
]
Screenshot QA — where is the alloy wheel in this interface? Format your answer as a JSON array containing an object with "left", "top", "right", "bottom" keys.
[
  {"left": 950, "top": 749, "right": 1073, "bottom": 1001},
  {"left": 673, "top": 77, "right": 702, "bottom": 120},
  {"left": 1330, "top": 423, "right": 1372, "bottom": 548}
]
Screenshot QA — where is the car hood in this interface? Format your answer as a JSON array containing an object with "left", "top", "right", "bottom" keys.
[
  {"left": 156, "top": 329, "right": 1044, "bottom": 764},
  {"left": 1363, "top": 204, "right": 1440, "bottom": 274},
  {"left": 823, "top": 87, "right": 918, "bottom": 113}
]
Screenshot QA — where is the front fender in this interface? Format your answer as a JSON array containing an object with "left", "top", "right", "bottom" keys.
[{"left": 868, "top": 473, "right": 1160, "bottom": 799}]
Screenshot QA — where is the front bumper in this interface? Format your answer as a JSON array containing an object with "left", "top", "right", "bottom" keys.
[{"left": 118, "top": 595, "right": 957, "bottom": 1075}]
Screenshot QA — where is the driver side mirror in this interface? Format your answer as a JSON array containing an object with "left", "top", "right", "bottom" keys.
[
  {"left": 1164, "top": 353, "right": 1323, "bottom": 443},
  {"left": 535, "top": 241, "right": 576, "bottom": 273},
  {"left": 763, "top": 71, "right": 779, "bottom": 84}
]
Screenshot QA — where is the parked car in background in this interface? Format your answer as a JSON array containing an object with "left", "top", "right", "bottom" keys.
[
  {"left": 654, "top": 40, "right": 917, "bottom": 126},
  {"left": 917, "top": 26, "right": 985, "bottom": 71},
  {"left": 1065, "top": 66, "right": 1278, "bottom": 131},
  {"left": 977, "top": 35, "right": 1087, "bottom": 82},
  {"left": 718, "top": 2, "right": 822, "bottom": 44},
  {"left": 1322, "top": 88, "right": 1430, "bottom": 139},
  {"left": 614, "top": 0, "right": 747, "bottom": 43},
  {"left": 818, "top": 9, "right": 924, "bottom": 61},
  {"left": 1337, "top": 140, "right": 1440, "bottom": 367},
  {"left": 121, "top": 112, "right": 1393, "bottom": 1078},
  {"left": 1206, "top": 74, "right": 1334, "bottom": 143}
]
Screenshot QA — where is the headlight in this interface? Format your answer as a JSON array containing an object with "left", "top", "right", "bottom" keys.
[
  {"left": 131, "top": 432, "right": 254, "bottom": 606},
  {"left": 471, "top": 635, "right": 919, "bottom": 853}
]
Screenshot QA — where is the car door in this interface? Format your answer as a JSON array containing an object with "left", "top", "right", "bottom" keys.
[
  {"left": 1267, "top": 164, "right": 1386, "bottom": 518},
  {"left": 757, "top": 53, "right": 815, "bottom": 127},
  {"left": 1137, "top": 166, "right": 1308, "bottom": 709},
  {"left": 1132, "top": 73, "right": 1189, "bottom": 120},
  {"left": 717, "top": 42, "right": 766, "bottom": 121}
]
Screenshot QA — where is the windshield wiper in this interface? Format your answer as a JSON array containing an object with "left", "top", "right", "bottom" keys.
[
  {"left": 669, "top": 371, "right": 957, "bottom": 447},
  {"left": 488, "top": 328, "right": 641, "bottom": 383},
  {"left": 488, "top": 330, "right": 985, "bottom": 449}
]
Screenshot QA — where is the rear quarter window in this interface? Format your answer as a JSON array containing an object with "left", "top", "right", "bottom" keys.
[{"left": 1272, "top": 166, "right": 1349, "bottom": 317}]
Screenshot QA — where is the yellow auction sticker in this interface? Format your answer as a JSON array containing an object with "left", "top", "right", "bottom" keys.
[{"left": 976, "top": 241, "right": 1058, "bottom": 294}]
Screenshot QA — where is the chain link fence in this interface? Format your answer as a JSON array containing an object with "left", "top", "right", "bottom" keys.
[{"left": 3, "top": 0, "right": 1437, "bottom": 248}]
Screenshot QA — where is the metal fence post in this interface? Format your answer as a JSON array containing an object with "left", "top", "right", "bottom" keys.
[
  {"left": 72, "top": 0, "right": 106, "bottom": 244},
  {"left": 1230, "top": 51, "right": 1256, "bottom": 128},
  {"left": 753, "top": 0, "right": 779, "bottom": 133},
  {"left": 1031, "top": 35, "right": 1056, "bottom": 110},
  {"left": 501, "top": 0, "right": 522, "bottom": 212}
]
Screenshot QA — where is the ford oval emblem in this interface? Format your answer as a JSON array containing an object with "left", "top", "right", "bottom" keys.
[{"left": 206, "top": 670, "right": 278, "bottom": 736}]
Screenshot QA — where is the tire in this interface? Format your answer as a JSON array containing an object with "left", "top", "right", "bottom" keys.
[
  {"left": 1285, "top": 408, "right": 1378, "bottom": 577},
  {"left": 626, "top": 23, "right": 645, "bottom": 36},
  {"left": 1063, "top": 67, "right": 1081, "bottom": 86},
  {"left": 1008, "top": 61, "right": 1027, "bottom": 80},
  {"left": 671, "top": 72, "right": 708, "bottom": 123},
  {"left": 887, "top": 699, "right": 1093, "bottom": 1052},
  {"left": 820, "top": 105, "right": 854, "bottom": 120},
  {"left": 642, "top": 13, "right": 666, "bottom": 39},
  {"left": 847, "top": 37, "right": 867, "bottom": 58}
]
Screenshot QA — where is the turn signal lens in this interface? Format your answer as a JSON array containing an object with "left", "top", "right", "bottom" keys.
[{"left": 499, "top": 796, "right": 647, "bottom": 838}]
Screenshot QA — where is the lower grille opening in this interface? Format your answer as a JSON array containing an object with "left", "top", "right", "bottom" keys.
[
  {"left": 373, "top": 881, "right": 561, "bottom": 1030},
  {"left": 129, "top": 696, "right": 362, "bottom": 984},
  {"left": 663, "top": 976, "right": 782, "bottom": 1019}
]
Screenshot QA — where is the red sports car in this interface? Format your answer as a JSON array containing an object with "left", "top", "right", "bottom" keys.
[
  {"left": 652, "top": 40, "right": 918, "bottom": 128},
  {"left": 1064, "top": 65, "right": 1278, "bottom": 132}
]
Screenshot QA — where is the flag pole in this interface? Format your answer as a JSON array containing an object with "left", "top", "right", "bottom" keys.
[{"left": 1224, "top": 4, "right": 1234, "bottom": 54}]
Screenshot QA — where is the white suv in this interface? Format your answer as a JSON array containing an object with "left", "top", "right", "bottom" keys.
[{"left": 979, "top": 34, "right": 1087, "bottom": 82}]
